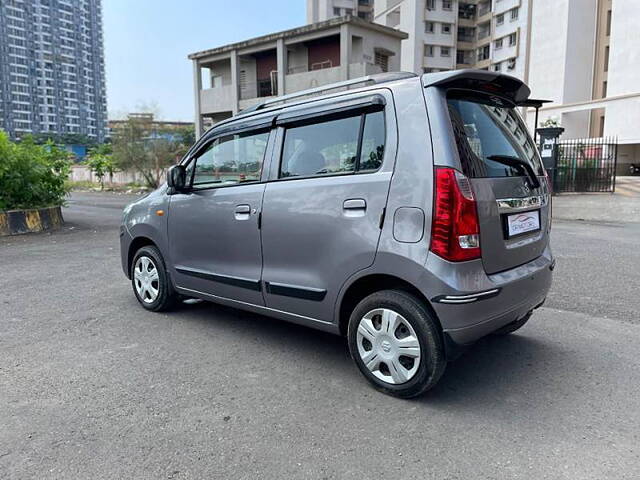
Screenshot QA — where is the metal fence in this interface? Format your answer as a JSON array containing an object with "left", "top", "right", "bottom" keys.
[{"left": 553, "top": 137, "right": 618, "bottom": 193}]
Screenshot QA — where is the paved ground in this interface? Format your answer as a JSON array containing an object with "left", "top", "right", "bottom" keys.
[{"left": 1, "top": 189, "right": 639, "bottom": 479}]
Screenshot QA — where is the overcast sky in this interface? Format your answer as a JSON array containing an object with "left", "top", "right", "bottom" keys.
[{"left": 103, "top": 0, "right": 305, "bottom": 121}]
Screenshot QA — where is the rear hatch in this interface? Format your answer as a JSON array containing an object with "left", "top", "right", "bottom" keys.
[{"left": 446, "top": 90, "right": 550, "bottom": 274}]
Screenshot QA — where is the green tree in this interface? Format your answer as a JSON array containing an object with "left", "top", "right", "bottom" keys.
[
  {"left": 0, "top": 132, "right": 71, "bottom": 210},
  {"left": 175, "top": 125, "right": 196, "bottom": 147},
  {"left": 111, "top": 116, "right": 185, "bottom": 188},
  {"left": 30, "top": 132, "right": 96, "bottom": 146},
  {"left": 86, "top": 144, "right": 116, "bottom": 190}
]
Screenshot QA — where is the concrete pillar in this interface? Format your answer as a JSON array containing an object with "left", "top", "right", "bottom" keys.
[
  {"left": 230, "top": 50, "right": 240, "bottom": 114},
  {"left": 192, "top": 60, "right": 203, "bottom": 139},
  {"left": 340, "top": 23, "right": 351, "bottom": 81},
  {"left": 277, "top": 38, "right": 286, "bottom": 96}
]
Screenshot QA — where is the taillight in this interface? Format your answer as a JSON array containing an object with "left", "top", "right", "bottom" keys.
[{"left": 430, "top": 167, "right": 481, "bottom": 262}]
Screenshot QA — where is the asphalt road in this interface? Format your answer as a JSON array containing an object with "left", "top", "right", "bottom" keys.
[{"left": 1, "top": 191, "right": 639, "bottom": 479}]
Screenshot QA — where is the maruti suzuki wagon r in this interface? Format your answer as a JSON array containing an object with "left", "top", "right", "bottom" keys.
[{"left": 120, "top": 70, "right": 553, "bottom": 398}]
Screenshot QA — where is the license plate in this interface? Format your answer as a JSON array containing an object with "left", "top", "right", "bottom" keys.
[{"left": 506, "top": 210, "right": 540, "bottom": 238}]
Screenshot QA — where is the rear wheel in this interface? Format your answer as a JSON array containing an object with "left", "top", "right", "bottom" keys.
[
  {"left": 347, "top": 290, "right": 446, "bottom": 398},
  {"left": 131, "top": 245, "right": 178, "bottom": 312},
  {"left": 492, "top": 311, "right": 532, "bottom": 335}
]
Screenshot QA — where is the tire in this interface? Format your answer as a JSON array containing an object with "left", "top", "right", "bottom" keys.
[
  {"left": 492, "top": 311, "right": 532, "bottom": 335},
  {"left": 130, "top": 245, "right": 179, "bottom": 312},
  {"left": 347, "top": 289, "right": 446, "bottom": 399}
]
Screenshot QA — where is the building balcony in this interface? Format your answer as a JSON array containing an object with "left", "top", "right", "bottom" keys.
[
  {"left": 477, "top": 1, "right": 491, "bottom": 17},
  {"left": 457, "top": 32, "right": 475, "bottom": 43},
  {"left": 285, "top": 63, "right": 380, "bottom": 94},
  {"left": 475, "top": 58, "right": 491, "bottom": 69},
  {"left": 200, "top": 84, "right": 235, "bottom": 115},
  {"left": 200, "top": 63, "right": 383, "bottom": 115}
]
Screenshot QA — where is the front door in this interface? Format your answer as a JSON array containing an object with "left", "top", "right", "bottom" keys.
[
  {"left": 168, "top": 128, "right": 271, "bottom": 305},
  {"left": 260, "top": 107, "right": 392, "bottom": 322}
]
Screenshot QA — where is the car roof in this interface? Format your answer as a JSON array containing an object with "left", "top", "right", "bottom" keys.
[{"left": 203, "top": 69, "right": 533, "bottom": 137}]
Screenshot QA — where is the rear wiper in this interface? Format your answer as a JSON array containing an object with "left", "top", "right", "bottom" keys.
[{"left": 486, "top": 155, "right": 541, "bottom": 189}]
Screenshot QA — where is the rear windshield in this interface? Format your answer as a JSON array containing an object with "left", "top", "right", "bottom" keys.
[{"left": 447, "top": 93, "right": 543, "bottom": 179}]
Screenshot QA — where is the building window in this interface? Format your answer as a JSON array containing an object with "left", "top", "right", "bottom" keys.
[
  {"left": 602, "top": 81, "right": 607, "bottom": 97},
  {"left": 374, "top": 51, "right": 389, "bottom": 72},
  {"left": 496, "top": 13, "right": 504, "bottom": 25},
  {"left": 426, "top": 0, "right": 435, "bottom": 10},
  {"left": 424, "top": 44, "right": 434, "bottom": 57},
  {"left": 495, "top": 38, "right": 503, "bottom": 49},
  {"left": 508, "top": 32, "right": 517, "bottom": 46},
  {"left": 441, "top": 23, "right": 452, "bottom": 34},
  {"left": 345, "top": 8, "right": 353, "bottom": 15},
  {"left": 333, "top": 7, "right": 341, "bottom": 16},
  {"left": 442, "top": 0, "right": 452, "bottom": 10},
  {"left": 211, "top": 75, "right": 223, "bottom": 88},
  {"left": 441, "top": 46, "right": 451, "bottom": 57},
  {"left": 599, "top": 115, "right": 605, "bottom": 137},
  {"left": 510, "top": 7, "right": 519, "bottom": 20},
  {"left": 477, "top": 45, "right": 490, "bottom": 60},
  {"left": 606, "top": 10, "right": 612, "bottom": 36},
  {"left": 493, "top": 62, "right": 501, "bottom": 72},
  {"left": 425, "top": 21, "right": 435, "bottom": 33},
  {"left": 604, "top": 45, "right": 609, "bottom": 72}
]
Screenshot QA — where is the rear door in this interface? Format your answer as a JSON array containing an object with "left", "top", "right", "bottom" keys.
[
  {"left": 446, "top": 92, "right": 551, "bottom": 274},
  {"left": 259, "top": 92, "right": 395, "bottom": 322}
]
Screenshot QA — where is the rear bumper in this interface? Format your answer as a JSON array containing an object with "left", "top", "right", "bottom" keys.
[{"left": 425, "top": 246, "right": 554, "bottom": 349}]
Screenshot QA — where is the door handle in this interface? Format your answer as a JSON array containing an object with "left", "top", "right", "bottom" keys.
[
  {"left": 343, "top": 198, "right": 366, "bottom": 217},
  {"left": 234, "top": 204, "right": 251, "bottom": 220},
  {"left": 343, "top": 199, "right": 366, "bottom": 210}
]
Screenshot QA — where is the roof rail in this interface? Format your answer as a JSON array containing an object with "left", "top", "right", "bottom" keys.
[{"left": 240, "top": 71, "right": 417, "bottom": 115}]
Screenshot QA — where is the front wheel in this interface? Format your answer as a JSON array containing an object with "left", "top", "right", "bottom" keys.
[
  {"left": 131, "top": 245, "right": 179, "bottom": 312},
  {"left": 347, "top": 290, "right": 446, "bottom": 398}
]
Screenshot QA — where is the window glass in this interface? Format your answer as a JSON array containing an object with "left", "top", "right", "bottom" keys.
[
  {"left": 281, "top": 116, "right": 360, "bottom": 178},
  {"left": 359, "top": 111, "right": 385, "bottom": 171},
  {"left": 447, "top": 95, "right": 543, "bottom": 179},
  {"left": 280, "top": 111, "right": 386, "bottom": 178},
  {"left": 192, "top": 130, "right": 268, "bottom": 186}
]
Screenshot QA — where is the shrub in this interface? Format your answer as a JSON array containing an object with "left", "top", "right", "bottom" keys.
[
  {"left": 86, "top": 144, "right": 117, "bottom": 190},
  {"left": 0, "top": 131, "right": 71, "bottom": 211}
]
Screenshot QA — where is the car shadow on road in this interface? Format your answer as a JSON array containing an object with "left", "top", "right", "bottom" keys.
[
  {"left": 174, "top": 300, "right": 562, "bottom": 408},
  {"left": 423, "top": 332, "right": 564, "bottom": 412}
]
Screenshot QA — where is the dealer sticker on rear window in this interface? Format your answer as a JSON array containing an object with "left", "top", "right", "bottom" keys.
[{"left": 506, "top": 210, "right": 541, "bottom": 237}]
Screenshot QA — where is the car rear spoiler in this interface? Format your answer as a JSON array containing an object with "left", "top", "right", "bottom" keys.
[{"left": 422, "top": 69, "right": 532, "bottom": 106}]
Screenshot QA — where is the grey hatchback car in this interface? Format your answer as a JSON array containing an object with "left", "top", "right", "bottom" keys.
[{"left": 120, "top": 70, "right": 553, "bottom": 398}]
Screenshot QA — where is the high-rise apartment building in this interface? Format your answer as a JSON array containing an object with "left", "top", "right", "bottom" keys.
[
  {"left": 309, "top": 1, "right": 531, "bottom": 79},
  {"left": 307, "top": 0, "right": 375, "bottom": 23},
  {"left": 526, "top": 0, "right": 640, "bottom": 173},
  {"left": 374, "top": 0, "right": 531, "bottom": 77},
  {"left": 0, "top": 0, "right": 108, "bottom": 142}
]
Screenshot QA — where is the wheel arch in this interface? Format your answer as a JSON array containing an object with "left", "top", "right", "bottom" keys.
[
  {"left": 337, "top": 273, "right": 443, "bottom": 338},
  {"left": 127, "top": 236, "right": 158, "bottom": 278}
]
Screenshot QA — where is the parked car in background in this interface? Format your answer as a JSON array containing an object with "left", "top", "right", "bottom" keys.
[{"left": 120, "top": 70, "right": 554, "bottom": 398}]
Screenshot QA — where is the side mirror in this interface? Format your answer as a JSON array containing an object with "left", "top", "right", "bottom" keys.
[{"left": 167, "top": 165, "right": 187, "bottom": 192}]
